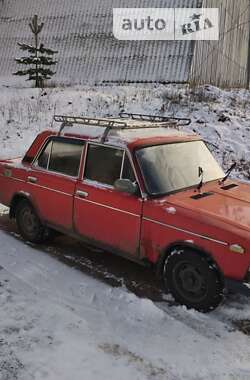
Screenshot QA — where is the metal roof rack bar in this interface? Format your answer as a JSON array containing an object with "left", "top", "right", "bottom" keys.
[
  {"left": 54, "top": 115, "right": 128, "bottom": 127},
  {"left": 119, "top": 112, "right": 191, "bottom": 126},
  {"left": 54, "top": 115, "right": 128, "bottom": 136}
]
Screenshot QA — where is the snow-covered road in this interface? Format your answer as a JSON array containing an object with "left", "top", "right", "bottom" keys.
[{"left": 0, "top": 212, "right": 250, "bottom": 379}]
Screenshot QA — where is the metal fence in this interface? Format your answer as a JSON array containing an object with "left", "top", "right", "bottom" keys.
[
  {"left": 0, "top": 0, "right": 249, "bottom": 87},
  {"left": 190, "top": 0, "right": 250, "bottom": 88}
]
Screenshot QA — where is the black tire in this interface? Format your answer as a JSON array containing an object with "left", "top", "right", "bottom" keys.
[
  {"left": 163, "top": 248, "right": 224, "bottom": 312},
  {"left": 15, "top": 199, "right": 51, "bottom": 244}
]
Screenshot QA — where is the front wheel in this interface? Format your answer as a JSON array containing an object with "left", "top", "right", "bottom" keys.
[{"left": 163, "top": 249, "right": 224, "bottom": 312}]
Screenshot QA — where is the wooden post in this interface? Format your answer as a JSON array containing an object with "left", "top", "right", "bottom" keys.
[{"left": 247, "top": 6, "right": 250, "bottom": 89}]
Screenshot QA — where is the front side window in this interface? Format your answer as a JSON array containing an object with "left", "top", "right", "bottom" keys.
[
  {"left": 136, "top": 140, "right": 225, "bottom": 196},
  {"left": 84, "top": 145, "right": 123, "bottom": 186},
  {"left": 34, "top": 138, "right": 84, "bottom": 177},
  {"left": 84, "top": 144, "right": 136, "bottom": 186}
]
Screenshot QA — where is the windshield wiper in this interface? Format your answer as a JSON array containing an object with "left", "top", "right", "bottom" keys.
[
  {"left": 220, "top": 162, "right": 237, "bottom": 184},
  {"left": 197, "top": 166, "right": 204, "bottom": 192}
]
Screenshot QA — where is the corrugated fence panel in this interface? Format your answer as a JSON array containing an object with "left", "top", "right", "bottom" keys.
[
  {"left": 0, "top": 0, "right": 201, "bottom": 85},
  {"left": 190, "top": 0, "right": 250, "bottom": 88}
]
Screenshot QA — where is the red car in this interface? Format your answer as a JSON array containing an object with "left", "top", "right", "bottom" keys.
[{"left": 0, "top": 113, "right": 249, "bottom": 311}]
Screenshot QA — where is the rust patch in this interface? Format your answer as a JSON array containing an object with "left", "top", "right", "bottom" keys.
[{"left": 4, "top": 169, "right": 12, "bottom": 178}]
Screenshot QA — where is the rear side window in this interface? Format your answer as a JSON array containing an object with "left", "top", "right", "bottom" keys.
[
  {"left": 48, "top": 140, "right": 83, "bottom": 176},
  {"left": 34, "top": 138, "right": 84, "bottom": 177},
  {"left": 84, "top": 145, "right": 123, "bottom": 186}
]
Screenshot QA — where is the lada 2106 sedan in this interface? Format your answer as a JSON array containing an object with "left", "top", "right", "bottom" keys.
[{"left": 0, "top": 113, "right": 249, "bottom": 312}]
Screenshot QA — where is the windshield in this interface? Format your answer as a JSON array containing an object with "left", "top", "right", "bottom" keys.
[{"left": 136, "top": 140, "right": 225, "bottom": 196}]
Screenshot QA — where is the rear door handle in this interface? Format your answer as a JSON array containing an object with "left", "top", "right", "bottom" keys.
[
  {"left": 76, "top": 190, "right": 89, "bottom": 198},
  {"left": 27, "top": 176, "right": 38, "bottom": 184}
]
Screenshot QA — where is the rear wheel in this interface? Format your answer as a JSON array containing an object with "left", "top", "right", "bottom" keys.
[
  {"left": 163, "top": 249, "right": 224, "bottom": 312},
  {"left": 16, "top": 199, "right": 51, "bottom": 244}
]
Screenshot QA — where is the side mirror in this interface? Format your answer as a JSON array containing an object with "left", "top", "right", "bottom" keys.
[{"left": 114, "top": 179, "right": 139, "bottom": 195}]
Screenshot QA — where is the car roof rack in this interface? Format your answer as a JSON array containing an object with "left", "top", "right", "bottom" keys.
[
  {"left": 54, "top": 115, "right": 128, "bottom": 142},
  {"left": 119, "top": 112, "right": 191, "bottom": 126},
  {"left": 53, "top": 113, "right": 191, "bottom": 143}
]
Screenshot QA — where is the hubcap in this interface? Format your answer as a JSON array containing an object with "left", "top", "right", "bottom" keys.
[
  {"left": 173, "top": 261, "right": 208, "bottom": 302},
  {"left": 21, "top": 207, "right": 38, "bottom": 235}
]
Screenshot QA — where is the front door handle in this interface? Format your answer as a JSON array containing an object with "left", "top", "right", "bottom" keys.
[
  {"left": 76, "top": 190, "right": 89, "bottom": 198},
  {"left": 27, "top": 176, "right": 38, "bottom": 184}
]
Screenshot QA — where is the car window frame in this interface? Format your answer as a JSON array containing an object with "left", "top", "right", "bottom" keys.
[
  {"left": 82, "top": 142, "right": 142, "bottom": 195},
  {"left": 32, "top": 136, "right": 85, "bottom": 179}
]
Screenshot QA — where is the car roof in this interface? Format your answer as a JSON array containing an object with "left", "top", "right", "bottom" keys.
[{"left": 23, "top": 118, "right": 200, "bottom": 164}]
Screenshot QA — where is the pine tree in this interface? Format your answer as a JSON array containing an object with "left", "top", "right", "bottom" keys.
[{"left": 13, "top": 15, "right": 58, "bottom": 88}]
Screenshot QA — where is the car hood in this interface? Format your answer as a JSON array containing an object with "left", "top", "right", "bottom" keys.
[{"left": 165, "top": 180, "right": 250, "bottom": 232}]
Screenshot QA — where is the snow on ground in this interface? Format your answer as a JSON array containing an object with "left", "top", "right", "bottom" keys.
[
  {"left": 0, "top": 215, "right": 250, "bottom": 380},
  {"left": 0, "top": 84, "right": 249, "bottom": 379}
]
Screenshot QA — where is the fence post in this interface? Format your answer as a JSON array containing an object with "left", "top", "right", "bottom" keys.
[{"left": 247, "top": 5, "right": 250, "bottom": 89}]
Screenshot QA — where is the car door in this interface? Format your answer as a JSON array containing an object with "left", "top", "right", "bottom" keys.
[
  {"left": 27, "top": 137, "right": 85, "bottom": 230},
  {"left": 74, "top": 143, "right": 143, "bottom": 257}
]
